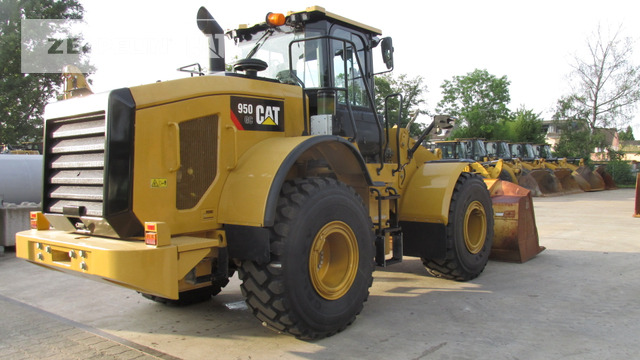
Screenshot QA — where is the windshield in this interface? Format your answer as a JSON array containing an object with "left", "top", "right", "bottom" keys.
[
  {"left": 524, "top": 144, "right": 536, "bottom": 159},
  {"left": 499, "top": 142, "right": 511, "bottom": 158},
  {"left": 471, "top": 140, "right": 487, "bottom": 159},
  {"left": 540, "top": 145, "right": 552, "bottom": 158},
  {"left": 235, "top": 28, "right": 324, "bottom": 87},
  {"left": 436, "top": 142, "right": 466, "bottom": 159}
]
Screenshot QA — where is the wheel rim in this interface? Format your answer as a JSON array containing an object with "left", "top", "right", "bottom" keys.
[
  {"left": 463, "top": 201, "right": 487, "bottom": 254},
  {"left": 309, "top": 221, "right": 359, "bottom": 300}
]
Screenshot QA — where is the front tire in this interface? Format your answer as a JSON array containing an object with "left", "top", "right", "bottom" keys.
[
  {"left": 239, "top": 178, "right": 374, "bottom": 339},
  {"left": 422, "top": 173, "right": 494, "bottom": 281}
]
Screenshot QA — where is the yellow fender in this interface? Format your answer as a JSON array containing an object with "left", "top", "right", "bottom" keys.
[
  {"left": 399, "top": 161, "right": 470, "bottom": 225},
  {"left": 467, "top": 162, "right": 491, "bottom": 178},
  {"left": 218, "top": 135, "right": 372, "bottom": 227}
]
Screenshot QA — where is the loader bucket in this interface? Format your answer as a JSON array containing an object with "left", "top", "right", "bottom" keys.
[
  {"left": 518, "top": 169, "right": 563, "bottom": 196},
  {"left": 484, "top": 179, "right": 545, "bottom": 263},
  {"left": 576, "top": 166, "right": 605, "bottom": 191},
  {"left": 570, "top": 170, "right": 593, "bottom": 191},
  {"left": 516, "top": 170, "right": 542, "bottom": 197},
  {"left": 595, "top": 166, "right": 617, "bottom": 189},
  {"left": 553, "top": 168, "right": 583, "bottom": 195}
]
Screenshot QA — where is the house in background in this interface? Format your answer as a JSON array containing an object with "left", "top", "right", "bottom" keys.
[
  {"left": 540, "top": 120, "right": 638, "bottom": 161},
  {"left": 620, "top": 140, "right": 640, "bottom": 163}
]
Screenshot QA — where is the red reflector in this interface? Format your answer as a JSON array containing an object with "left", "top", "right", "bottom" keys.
[
  {"left": 30, "top": 212, "right": 37, "bottom": 219},
  {"left": 145, "top": 233, "right": 158, "bottom": 246},
  {"left": 146, "top": 223, "right": 156, "bottom": 231}
]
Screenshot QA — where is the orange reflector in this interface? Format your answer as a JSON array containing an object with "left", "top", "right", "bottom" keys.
[
  {"left": 30, "top": 211, "right": 50, "bottom": 230},
  {"left": 266, "top": 12, "right": 285, "bottom": 26},
  {"left": 145, "top": 232, "right": 158, "bottom": 246}
]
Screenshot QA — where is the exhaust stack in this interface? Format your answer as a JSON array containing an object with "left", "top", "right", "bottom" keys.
[{"left": 197, "top": 7, "right": 225, "bottom": 73}]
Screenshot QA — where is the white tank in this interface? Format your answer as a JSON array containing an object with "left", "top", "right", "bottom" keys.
[{"left": 0, "top": 154, "right": 43, "bottom": 204}]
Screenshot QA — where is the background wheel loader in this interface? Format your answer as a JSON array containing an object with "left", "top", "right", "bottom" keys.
[
  {"left": 532, "top": 144, "right": 615, "bottom": 191},
  {"left": 435, "top": 139, "right": 556, "bottom": 196},
  {"left": 15, "top": 6, "right": 542, "bottom": 339}
]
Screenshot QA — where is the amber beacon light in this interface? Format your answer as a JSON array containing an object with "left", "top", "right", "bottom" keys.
[{"left": 266, "top": 12, "right": 286, "bottom": 26}]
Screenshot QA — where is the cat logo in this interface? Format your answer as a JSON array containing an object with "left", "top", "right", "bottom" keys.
[
  {"left": 231, "top": 96, "right": 284, "bottom": 132},
  {"left": 256, "top": 105, "right": 281, "bottom": 126}
]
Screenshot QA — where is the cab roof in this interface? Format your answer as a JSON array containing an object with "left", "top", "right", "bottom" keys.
[{"left": 233, "top": 6, "right": 382, "bottom": 36}]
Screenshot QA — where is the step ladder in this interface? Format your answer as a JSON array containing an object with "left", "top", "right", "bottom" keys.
[{"left": 371, "top": 186, "right": 402, "bottom": 267}]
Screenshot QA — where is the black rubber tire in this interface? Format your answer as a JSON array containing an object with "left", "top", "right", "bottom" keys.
[
  {"left": 239, "top": 177, "right": 374, "bottom": 340},
  {"left": 421, "top": 173, "right": 494, "bottom": 281}
]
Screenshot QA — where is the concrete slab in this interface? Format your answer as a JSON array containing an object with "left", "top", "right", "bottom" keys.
[{"left": 1, "top": 189, "right": 638, "bottom": 359}]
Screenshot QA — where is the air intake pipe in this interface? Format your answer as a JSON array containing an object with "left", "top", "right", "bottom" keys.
[{"left": 197, "top": 7, "right": 225, "bottom": 73}]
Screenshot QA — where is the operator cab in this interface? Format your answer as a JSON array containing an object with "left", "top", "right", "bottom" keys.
[
  {"left": 485, "top": 141, "right": 513, "bottom": 160},
  {"left": 227, "top": 7, "right": 394, "bottom": 162},
  {"left": 436, "top": 141, "right": 468, "bottom": 160}
]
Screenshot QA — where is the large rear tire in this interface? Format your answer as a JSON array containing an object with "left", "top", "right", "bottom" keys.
[
  {"left": 422, "top": 173, "right": 494, "bottom": 281},
  {"left": 239, "top": 177, "right": 374, "bottom": 340}
]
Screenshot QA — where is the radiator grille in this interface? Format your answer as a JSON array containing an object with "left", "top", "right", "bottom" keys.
[
  {"left": 45, "top": 111, "right": 106, "bottom": 217},
  {"left": 176, "top": 115, "right": 218, "bottom": 210}
]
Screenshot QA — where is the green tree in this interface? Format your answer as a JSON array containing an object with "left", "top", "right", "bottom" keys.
[
  {"left": 375, "top": 73, "right": 428, "bottom": 136},
  {"left": 551, "top": 95, "right": 598, "bottom": 159},
  {"left": 619, "top": 125, "right": 635, "bottom": 141},
  {"left": 511, "top": 106, "right": 545, "bottom": 143},
  {"left": 436, "top": 69, "right": 512, "bottom": 139},
  {"left": 0, "top": 0, "right": 87, "bottom": 146}
]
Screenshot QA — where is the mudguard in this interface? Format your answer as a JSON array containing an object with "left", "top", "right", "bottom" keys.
[
  {"left": 218, "top": 135, "right": 372, "bottom": 228},
  {"left": 399, "top": 161, "right": 471, "bottom": 225}
]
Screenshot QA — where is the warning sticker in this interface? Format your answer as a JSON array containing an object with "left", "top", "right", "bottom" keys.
[
  {"left": 151, "top": 178, "right": 168, "bottom": 188},
  {"left": 230, "top": 96, "right": 284, "bottom": 132}
]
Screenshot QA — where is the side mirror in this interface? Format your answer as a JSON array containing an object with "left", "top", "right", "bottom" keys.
[{"left": 381, "top": 37, "right": 394, "bottom": 70}]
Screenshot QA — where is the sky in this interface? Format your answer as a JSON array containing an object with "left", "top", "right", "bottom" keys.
[{"left": 79, "top": 0, "right": 640, "bottom": 136}]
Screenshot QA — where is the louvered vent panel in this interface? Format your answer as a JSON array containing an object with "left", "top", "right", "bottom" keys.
[{"left": 45, "top": 111, "right": 106, "bottom": 217}]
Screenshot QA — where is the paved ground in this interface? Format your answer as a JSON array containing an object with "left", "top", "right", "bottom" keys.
[{"left": 0, "top": 188, "right": 638, "bottom": 359}]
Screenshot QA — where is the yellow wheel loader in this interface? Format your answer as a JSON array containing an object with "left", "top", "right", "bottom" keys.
[
  {"left": 435, "top": 139, "right": 519, "bottom": 185},
  {"left": 527, "top": 144, "right": 584, "bottom": 195},
  {"left": 508, "top": 143, "right": 568, "bottom": 196},
  {"left": 532, "top": 144, "right": 611, "bottom": 191},
  {"left": 16, "top": 6, "right": 541, "bottom": 339}
]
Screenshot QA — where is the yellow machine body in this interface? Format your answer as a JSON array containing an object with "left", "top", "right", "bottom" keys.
[
  {"left": 15, "top": 6, "right": 541, "bottom": 316},
  {"left": 15, "top": 70, "right": 470, "bottom": 299}
]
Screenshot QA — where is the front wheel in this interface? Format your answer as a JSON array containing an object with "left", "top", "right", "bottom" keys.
[
  {"left": 239, "top": 177, "right": 374, "bottom": 340},
  {"left": 422, "top": 173, "right": 494, "bottom": 281}
]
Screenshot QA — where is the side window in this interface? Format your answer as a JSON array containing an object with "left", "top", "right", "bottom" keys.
[
  {"left": 289, "top": 33, "right": 328, "bottom": 88},
  {"left": 331, "top": 29, "right": 369, "bottom": 108}
]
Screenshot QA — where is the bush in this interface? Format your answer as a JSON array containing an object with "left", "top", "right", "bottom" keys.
[{"left": 606, "top": 161, "right": 636, "bottom": 186}]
